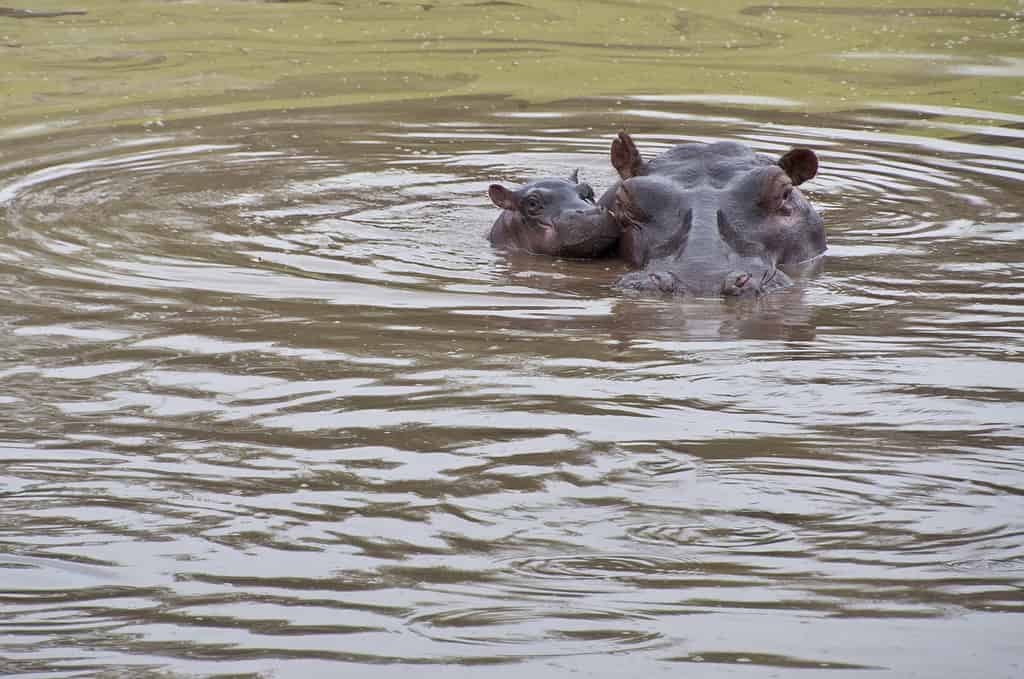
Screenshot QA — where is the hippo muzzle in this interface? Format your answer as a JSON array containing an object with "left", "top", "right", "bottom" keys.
[
  {"left": 545, "top": 206, "right": 620, "bottom": 259},
  {"left": 617, "top": 261, "right": 793, "bottom": 298}
]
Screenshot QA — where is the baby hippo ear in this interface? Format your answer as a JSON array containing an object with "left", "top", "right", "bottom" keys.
[
  {"left": 778, "top": 149, "right": 818, "bottom": 185},
  {"left": 568, "top": 168, "right": 580, "bottom": 184},
  {"left": 488, "top": 184, "right": 517, "bottom": 210}
]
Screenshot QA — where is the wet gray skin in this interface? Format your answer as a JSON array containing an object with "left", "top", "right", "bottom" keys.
[
  {"left": 488, "top": 171, "right": 620, "bottom": 259},
  {"left": 601, "top": 132, "right": 825, "bottom": 297}
]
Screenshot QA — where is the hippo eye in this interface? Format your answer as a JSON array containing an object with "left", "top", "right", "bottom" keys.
[
  {"left": 577, "top": 182, "right": 596, "bottom": 203},
  {"left": 778, "top": 187, "right": 794, "bottom": 215},
  {"left": 524, "top": 195, "right": 543, "bottom": 213}
]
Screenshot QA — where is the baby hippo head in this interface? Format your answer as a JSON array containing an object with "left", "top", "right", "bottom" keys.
[{"left": 487, "top": 171, "right": 619, "bottom": 259}]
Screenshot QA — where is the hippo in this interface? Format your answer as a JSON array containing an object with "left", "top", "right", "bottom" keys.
[
  {"left": 487, "top": 171, "right": 620, "bottom": 259},
  {"left": 603, "top": 132, "right": 825, "bottom": 297}
]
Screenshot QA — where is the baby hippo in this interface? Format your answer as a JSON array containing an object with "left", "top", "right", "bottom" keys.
[{"left": 487, "top": 171, "right": 620, "bottom": 259}]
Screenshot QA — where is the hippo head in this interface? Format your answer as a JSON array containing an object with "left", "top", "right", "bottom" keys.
[
  {"left": 606, "top": 132, "right": 825, "bottom": 297},
  {"left": 488, "top": 171, "right": 620, "bottom": 259}
]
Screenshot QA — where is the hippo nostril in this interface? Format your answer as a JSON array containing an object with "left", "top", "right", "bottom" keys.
[{"left": 721, "top": 271, "right": 758, "bottom": 297}]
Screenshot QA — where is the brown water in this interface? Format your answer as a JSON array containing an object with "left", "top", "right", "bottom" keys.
[{"left": 2, "top": 2, "right": 1023, "bottom": 678}]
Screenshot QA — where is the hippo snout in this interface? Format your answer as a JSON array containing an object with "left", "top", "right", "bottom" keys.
[
  {"left": 616, "top": 269, "right": 686, "bottom": 295},
  {"left": 616, "top": 264, "right": 793, "bottom": 298},
  {"left": 721, "top": 271, "right": 757, "bottom": 297},
  {"left": 553, "top": 207, "right": 621, "bottom": 259}
]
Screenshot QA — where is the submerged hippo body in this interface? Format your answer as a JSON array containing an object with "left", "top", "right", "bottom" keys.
[
  {"left": 488, "top": 172, "right": 620, "bottom": 259},
  {"left": 603, "top": 132, "right": 825, "bottom": 297}
]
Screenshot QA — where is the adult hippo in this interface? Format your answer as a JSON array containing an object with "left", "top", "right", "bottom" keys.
[
  {"left": 487, "top": 171, "right": 620, "bottom": 259},
  {"left": 603, "top": 132, "right": 825, "bottom": 297}
]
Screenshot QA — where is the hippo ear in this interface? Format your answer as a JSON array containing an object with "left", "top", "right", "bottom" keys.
[
  {"left": 778, "top": 149, "right": 818, "bottom": 185},
  {"left": 488, "top": 184, "right": 517, "bottom": 210},
  {"left": 611, "top": 131, "right": 644, "bottom": 180},
  {"left": 568, "top": 168, "right": 580, "bottom": 184}
]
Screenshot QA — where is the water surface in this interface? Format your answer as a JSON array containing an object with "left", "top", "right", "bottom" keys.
[{"left": 1, "top": 2, "right": 1022, "bottom": 678}]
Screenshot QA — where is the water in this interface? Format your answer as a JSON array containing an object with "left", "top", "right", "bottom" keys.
[{"left": 2, "top": 2, "right": 1023, "bottom": 678}]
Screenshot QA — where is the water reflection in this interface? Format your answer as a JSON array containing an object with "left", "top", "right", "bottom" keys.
[{"left": 1, "top": 96, "right": 1022, "bottom": 677}]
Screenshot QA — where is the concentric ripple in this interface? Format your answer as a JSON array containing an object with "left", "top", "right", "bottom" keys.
[
  {"left": 504, "top": 554, "right": 712, "bottom": 583},
  {"left": 406, "top": 605, "right": 664, "bottom": 657},
  {"left": 1, "top": 96, "right": 1023, "bottom": 676},
  {"left": 626, "top": 520, "right": 792, "bottom": 549}
]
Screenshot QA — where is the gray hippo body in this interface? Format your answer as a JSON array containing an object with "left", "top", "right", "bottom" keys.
[
  {"left": 602, "top": 132, "right": 825, "bottom": 297},
  {"left": 488, "top": 172, "right": 620, "bottom": 259}
]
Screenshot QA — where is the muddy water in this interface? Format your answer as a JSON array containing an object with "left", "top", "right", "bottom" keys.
[{"left": 2, "top": 2, "right": 1024, "bottom": 678}]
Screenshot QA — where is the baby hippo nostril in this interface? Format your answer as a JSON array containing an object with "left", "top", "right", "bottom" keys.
[{"left": 735, "top": 273, "right": 751, "bottom": 288}]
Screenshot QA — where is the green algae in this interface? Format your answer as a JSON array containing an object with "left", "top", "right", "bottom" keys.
[{"left": 0, "top": 0, "right": 1020, "bottom": 134}]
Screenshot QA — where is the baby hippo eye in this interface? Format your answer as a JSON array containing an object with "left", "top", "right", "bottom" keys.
[
  {"left": 577, "top": 182, "right": 596, "bottom": 203},
  {"left": 524, "top": 195, "right": 543, "bottom": 213}
]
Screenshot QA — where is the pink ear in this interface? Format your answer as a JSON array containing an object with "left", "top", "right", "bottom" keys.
[
  {"left": 611, "top": 131, "right": 643, "bottom": 179},
  {"left": 488, "top": 184, "right": 516, "bottom": 210}
]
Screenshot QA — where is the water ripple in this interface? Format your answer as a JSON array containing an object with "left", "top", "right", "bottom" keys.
[
  {"left": 1, "top": 96, "right": 1023, "bottom": 675},
  {"left": 407, "top": 605, "right": 664, "bottom": 657}
]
